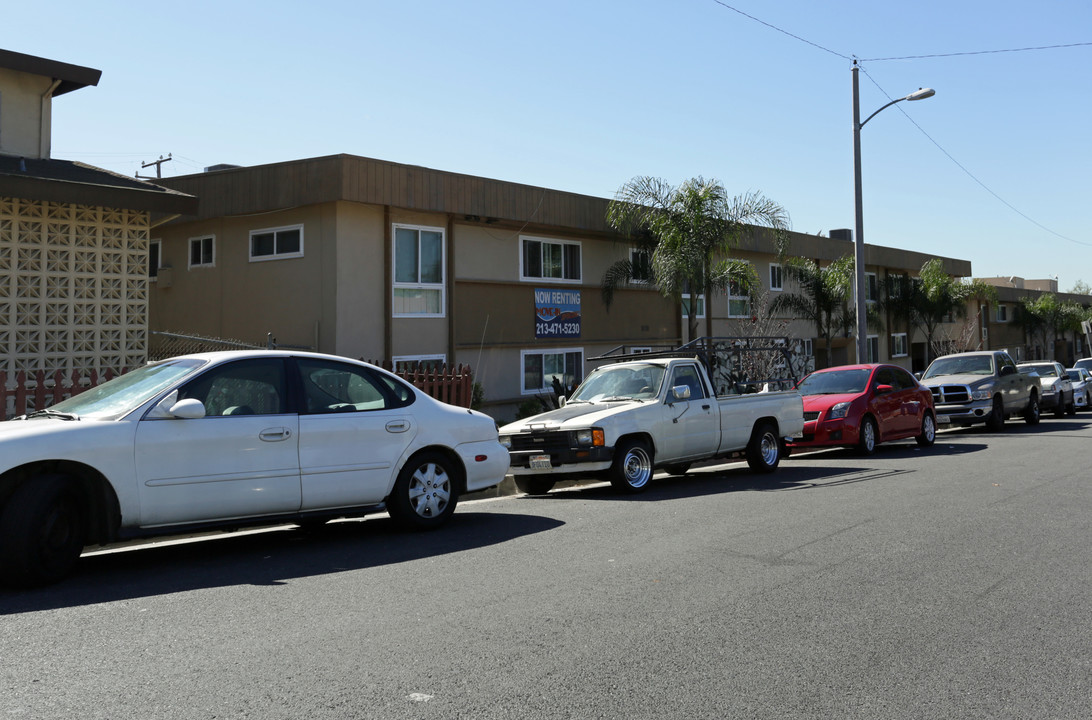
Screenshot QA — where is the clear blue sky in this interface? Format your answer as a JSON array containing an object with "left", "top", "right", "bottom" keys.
[{"left": 11, "top": 1, "right": 1091, "bottom": 289}]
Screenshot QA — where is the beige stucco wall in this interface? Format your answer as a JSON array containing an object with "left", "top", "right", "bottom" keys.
[
  {"left": 150, "top": 204, "right": 335, "bottom": 351},
  {"left": 332, "top": 201, "right": 384, "bottom": 360},
  {"left": 0, "top": 67, "right": 53, "bottom": 159}
]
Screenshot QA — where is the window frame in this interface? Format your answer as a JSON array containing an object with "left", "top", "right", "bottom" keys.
[
  {"left": 520, "top": 235, "right": 582, "bottom": 284},
  {"left": 727, "top": 265, "right": 751, "bottom": 318},
  {"left": 392, "top": 223, "right": 447, "bottom": 318},
  {"left": 866, "top": 335, "right": 880, "bottom": 364},
  {"left": 865, "top": 272, "right": 879, "bottom": 304},
  {"left": 188, "top": 235, "right": 215, "bottom": 269},
  {"left": 520, "top": 347, "right": 584, "bottom": 395},
  {"left": 892, "top": 332, "right": 908, "bottom": 358},
  {"left": 681, "top": 293, "right": 705, "bottom": 319},
  {"left": 249, "top": 224, "right": 304, "bottom": 262},
  {"left": 148, "top": 239, "right": 162, "bottom": 281},
  {"left": 996, "top": 304, "right": 1009, "bottom": 323},
  {"left": 769, "top": 262, "right": 783, "bottom": 292}
]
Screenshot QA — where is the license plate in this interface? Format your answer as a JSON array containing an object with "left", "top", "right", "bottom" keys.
[
  {"left": 529, "top": 454, "right": 552, "bottom": 470},
  {"left": 936, "top": 415, "right": 951, "bottom": 424}
]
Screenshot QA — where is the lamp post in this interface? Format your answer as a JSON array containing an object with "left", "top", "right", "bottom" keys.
[{"left": 852, "top": 60, "right": 934, "bottom": 363}]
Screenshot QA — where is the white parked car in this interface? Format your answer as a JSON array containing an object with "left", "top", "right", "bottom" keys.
[
  {"left": 1067, "top": 367, "right": 1092, "bottom": 409},
  {"left": 1017, "top": 361, "right": 1076, "bottom": 417},
  {"left": 0, "top": 351, "right": 509, "bottom": 587}
]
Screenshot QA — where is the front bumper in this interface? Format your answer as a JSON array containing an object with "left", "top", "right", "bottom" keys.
[
  {"left": 933, "top": 400, "right": 993, "bottom": 425},
  {"left": 507, "top": 446, "right": 614, "bottom": 477},
  {"left": 788, "top": 416, "right": 861, "bottom": 448}
]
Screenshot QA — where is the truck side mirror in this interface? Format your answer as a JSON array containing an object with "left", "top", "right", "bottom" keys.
[
  {"left": 999, "top": 365, "right": 1015, "bottom": 376},
  {"left": 670, "top": 385, "right": 692, "bottom": 402}
]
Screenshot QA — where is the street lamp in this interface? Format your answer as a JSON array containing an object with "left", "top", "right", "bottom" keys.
[{"left": 852, "top": 59, "right": 934, "bottom": 363}]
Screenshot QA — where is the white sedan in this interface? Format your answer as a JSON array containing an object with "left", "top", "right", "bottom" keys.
[{"left": 0, "top": 351, "right": 509, "bottom": 587}]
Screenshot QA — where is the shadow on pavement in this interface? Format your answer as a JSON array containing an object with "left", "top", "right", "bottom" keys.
[{"left": 0, "top": 511, "right": 561, "bottom": 613}]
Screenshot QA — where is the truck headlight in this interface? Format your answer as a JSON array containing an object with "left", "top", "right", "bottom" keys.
[
  {"left": 575, "top": 429, "right": 605, "bottom": 446},
  {"left": 971, "top": 390, "right": 993, "bottom": 401},
  {"left": 829, "top": 402, "right": 851, "bottom": 420},
  {"left": 499, "top": 435, "right": 512, "bottom": 449}
]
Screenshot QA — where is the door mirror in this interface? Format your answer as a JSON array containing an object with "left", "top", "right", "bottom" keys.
[
  {"left": 670, "top": 385, "right": 692, "bottom": 402},
  {"left": 999, "top": 365, "right": 1016, "bottom": 376},
  {"left": 875, "top": 384, "right": 894, "bottom": 395},
  {"left": 169, "top": 398, "right": 207, "bottom": 419}
]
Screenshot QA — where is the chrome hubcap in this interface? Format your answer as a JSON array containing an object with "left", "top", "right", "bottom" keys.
[{"left": 624, "top": 448, "right": 652, "bottom": 488}]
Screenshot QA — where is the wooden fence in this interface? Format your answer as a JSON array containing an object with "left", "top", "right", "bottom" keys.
[
  {"left": 2, "top": 362, "right": 474, "bottom": 419},
  {"left": 1, "top": 369, "right": 124, "bottom": 420}
]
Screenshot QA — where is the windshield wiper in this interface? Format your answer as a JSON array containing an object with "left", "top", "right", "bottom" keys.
[{"left": 25, "top": 409, "right": 79, "bottom": 421}]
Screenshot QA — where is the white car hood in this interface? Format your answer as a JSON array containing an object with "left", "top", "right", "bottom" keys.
[
  {"left": 500, "top": 401, "right": 645, "bottom": 433},
  {"left": 920, "top": 373, "right": 996, "bottom": 387}
]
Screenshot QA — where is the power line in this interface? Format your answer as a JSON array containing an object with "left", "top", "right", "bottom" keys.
[
  {"left": 708, "top": 0, "right": 851, "bottom": 60},
  {"left": 861, "top": 42, "right": 1092, "bottom": 62}
]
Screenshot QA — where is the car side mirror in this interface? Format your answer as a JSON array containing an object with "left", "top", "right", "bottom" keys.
[
  {"left": 169, "top": 398, "right": 207, "bottom": 419},
  {"left": 875, "top": 384, "right": 894, "bottom": 395},
  {"left": 999, "top": 365, "right": 1015, "bottom": 376},
  {"left": 670, "top": 385, "right": 692, "bottom": 402},
  {"left": 1061, "top": 373, "right": 1071, "bottom": 381}
]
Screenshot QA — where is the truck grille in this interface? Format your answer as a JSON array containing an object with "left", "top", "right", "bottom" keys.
[
  {"left": 930, "top": 385, "right": 971, "bottom": 404},
  {"left": 507, "top": 431, "right": 572, "bottom": 453}
]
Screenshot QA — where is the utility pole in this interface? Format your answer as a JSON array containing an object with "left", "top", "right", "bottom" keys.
[{"left": 136, "top": 153, "right": 172, "bottom": 179}]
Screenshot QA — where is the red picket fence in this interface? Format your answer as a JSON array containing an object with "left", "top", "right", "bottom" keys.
[
  {"left": 1, "top": 368, "right": 124, "bottom": 420},
  {"left": 372, "top": 361, "right": 475, "bottom": 408}
]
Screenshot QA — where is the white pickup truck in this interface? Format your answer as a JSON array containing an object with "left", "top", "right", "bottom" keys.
[{"left": 498, "top": 357, "right": 804, "bottom": 494}]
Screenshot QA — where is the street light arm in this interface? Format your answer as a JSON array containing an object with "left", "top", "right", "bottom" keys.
[
  {"left": 859, "top": 97, "right": 905, "bottom": 129},
  {"left": 859, "top": 88, "right": 936, "bottom": 130}
]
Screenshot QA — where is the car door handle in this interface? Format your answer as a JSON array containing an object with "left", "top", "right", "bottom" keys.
[
  {"left": 259, "top": 427, "right": 292, "bottom": 442},
  {"left": 702, "top": 404, "right": 711, "bottom": 410},
  {"left": 386, "top": 420, "right": 410, "bottom": 433}
]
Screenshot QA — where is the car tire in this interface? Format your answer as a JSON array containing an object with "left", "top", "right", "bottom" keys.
[
  {"left": 1066, "top": 395, "right": 1077, "bottom": 416},
  {"left": 746, "top": 422, "right": 781, "bottom": 473},
  {"left": 1023, "top": 394, "right": 1040, "bottom": 425},
  {"left": 1054, "top": 399, "right": 1066, "bottom": 418},
  {"left": 609, "top": 438, "right": 654, "bottom": 492},
  {"left": 514, "top": 476, "right": 556, "bottom": 496},
  {"left": 662, "top": 463, "right": 691, "bottom": 476},
  {"left": 0, "top": 475, "right": 85, "bottom": 588},
  {"left": 916, "top": 413, "right": 936, "bottom": 447},
  {"left": 386, "top": 451, "right": 459, "bottom": 529},
  {"left": 985, "top": 396, "right": 1006, "bottom": 431},
  {"left": 857, "top": 416, "right": 878, "bottom": 455}
]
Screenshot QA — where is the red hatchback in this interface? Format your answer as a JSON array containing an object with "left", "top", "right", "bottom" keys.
[{"left": 788, "top": 363, "right": 936, "bottom": 454}]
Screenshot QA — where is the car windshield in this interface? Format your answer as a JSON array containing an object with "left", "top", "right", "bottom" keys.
[
  {"left": 41, "top": 358, "right": 207, "bottom": 420},
  {"left": 1021, "top": 364, "right": 1056, "bottom": 377},
  {"left": 922, "top": 355, "right": 994, "bottom": 378},
  {"left": 796, "top": 368, "right": 872, "bottom": 395},
  {"left": 568, "top": 363, "right": 666, "bottom": 403}
]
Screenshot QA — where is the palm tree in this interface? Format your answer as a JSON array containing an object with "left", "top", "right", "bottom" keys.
[
  {"left": 1019, "top": 293, "right": 1085, "bottom": 360},
  {"left": 603, "top": 176, "right": 789, "bottom": 340},
  {"left": 914, "top": 259, "right": 997, "bottom": 364},
  {"left": 770, "top": 255, "right": 855, "bottom": 369}
]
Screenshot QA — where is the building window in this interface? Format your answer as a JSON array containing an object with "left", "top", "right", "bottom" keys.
[
  {"left": 728, "top": 270, "right": 750, "bottom": 318},
  {"left": 522, "top": 348, "right": 583, "bottom": 394},
  {"left": 892, "top": 332, "right": 908, "bottom": 357},
  {"left": 630, "top": 248, "right": 652, "bottom": 283},
  {"left": 802, "top": 338, "right": 814, "bottom": 357},
  {"left": 149, "top": 239, "right": 162, "bottom": 280},
  {"left": 769, "top": 263, "right": 783, "bottom": 291},
  {"left": 393, "top": 354, "right": 446, "bottom": 372},
  {"left": 250, "top": 224, "right": 303, "bottom": 261},
  {"left": 189, "top": 235, "right": 214, "bottom": 268},
  {"left": 521, "top": 236, "right": 581, "bottom": 283},
  {"left": 865, "top": 272, "right": 878, "bottom": 303},
  {"left": 996, "top": 305, "right": 1008, "bottom": 323},
  {"left": 631, "top": 346, "right": 653, "bottom": 354},
  {"left": 682, "top": 294, "right": 705, "bottom": 319},
  {"left": 393, "top": 224, "right": 445, "bottom": 317},
  {"left": 866, "top": 335, "right": 880, "bottom": 363}
]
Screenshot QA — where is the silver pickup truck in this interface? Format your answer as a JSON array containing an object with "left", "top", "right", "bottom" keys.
[
  {"left": 919, "top": 350, "right": 1040, "bottom": 430},
  {"left": 498, "top": 357, "right": 804, "bottom": 495}
]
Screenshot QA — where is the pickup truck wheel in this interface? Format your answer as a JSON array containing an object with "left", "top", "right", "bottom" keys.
[
  {"left": 985, "top": 396, "right": 1006, "bottom": 431},
  {"left": 916, "top": 413, "right": 936, "bottom": 447},
  {"left": 0, "top": 475, "right": 85, "bottom": 588},
  {"left": 1065, "top": 396, "right": 1077, "bottom": 416},
  {"left": 1023, "top": 394, "right": 1040, "bottom": 425},
  {"left": 514, "top": 477, "right": 556, "bottom": 495},
  {"left": 610, "top": 439, "right": 654, "bottom": 492},
  {"left": 662, "top": 463, "right": 691, "bottom": 476},
  {"left": 386, "top": 451, "right": 459, "bottom": 529},
  {"left": 1054, "top": 400, "right": 1066, "bottom": 418},
  {"left": 857, "top": 416, "right": 878, "bottom": 456},
  {"left": 746, "top": 422, "right": 781, "bottom": 473}
]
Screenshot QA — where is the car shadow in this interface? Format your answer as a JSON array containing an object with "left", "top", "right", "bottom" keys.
[
  {"left": 789, "top": 440, "right": 988, "bottom": 460},
  {"left": 520, "top": 461, "right": 914, "bottom": 504},
  {"left": 0, "top": 511, "right": 562, "bottom": 613}
]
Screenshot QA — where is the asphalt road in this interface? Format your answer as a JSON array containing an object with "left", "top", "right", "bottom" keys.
[{"left": 3, "top": 416, "right": 1090, "bottom": 719}]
